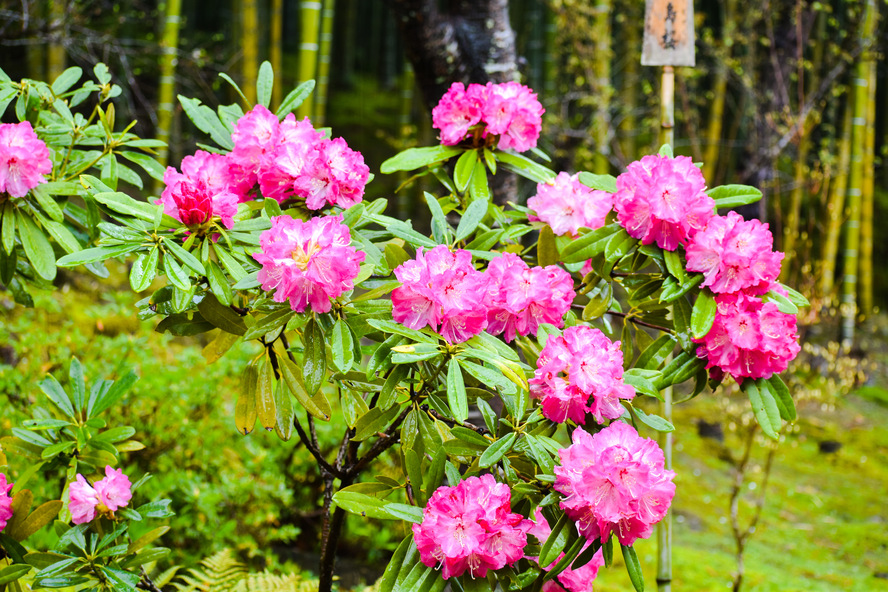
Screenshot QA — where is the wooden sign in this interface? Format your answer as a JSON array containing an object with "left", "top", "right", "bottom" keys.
[{"left": 641, "top": 0, "right": 696, "bottom": 66}]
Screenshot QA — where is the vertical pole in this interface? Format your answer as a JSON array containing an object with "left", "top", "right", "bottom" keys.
[
  {"left": 296, "top": 0, "right": 323, "bottom": 120},
  {"left": 659, "top": 66, "right": 675, "bottom": 149},
  {"left": 47, "top": 0, "right": 66, "bottom": 79},
  {"left": 313, "top": 0, "right": 335, "bottom": 125},
  {"left": 270, "top": 0, "right": 284, "bottom": 108},
  {"left": 155, "top": 0, "right": 183, "bottom": 183},
  {"left": 241, "top": 0, "right": 259, "bottom": 104},
  {"left": 593, "top": 0, "right": 612, "bottom": 173}
]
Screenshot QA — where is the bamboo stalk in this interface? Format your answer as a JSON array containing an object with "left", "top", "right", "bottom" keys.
[
  {"left": 859, "top": 54, "right": 877, "bottom": 317},
  {"left": 702, "top": 0, "right": 736, "bottom": 184},
  {"left": 592, "top": 0, "right": 612, "bottom": 173},
  {"left": 297, "top": 0, "right": 323, "bottom": 120},
  {"left": 155, "top": 0, "right": 183, "bottom": 179},
  {"left": 47, "top": 0, "right": 66, "bottom": 79},
  {"left": 840, "top": 0, "right": 878, "bottom": 349},
  {"left": 270, "top": 0, "right": 284, "bottom": 108},
  {"left": 619, "top": 0, "right": 640, "bottom": 162},
  {"left": 313, "top": 0, "right": 335, "bottom": 125},
  {"left": 660, "top": 66, "right": 675, "bottom": 149},
  {"left": 241, "top": 0, "right": 259, "bottom": 104},
  {"left": 820, "top": 102, "right": 852, "bottom": 305}
]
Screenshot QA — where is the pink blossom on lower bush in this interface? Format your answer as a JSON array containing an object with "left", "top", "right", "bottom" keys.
[
  {"left": 685, "top": 211, "right": 784, "bottom": 295},
  {"left": 412, "top": 474, "right": 531, "bottom": 579},
  {"left": 432, "top": 82, "right": 484, "bottom": 145},
  {"left": 392, "top": 245, "right": 489, "bottom": 343},
  {"left": 0, "top": 121, "right": 52, "bottom": 198},
  {"left": 554, "top": 422, "right": 676, "bottom": 546},
  {"left": 485, "top": 252, "right": 575, "bottom": 342},
  {"left": 528, "top": 172, "right": 613, "bottom": 237},
  {"left": 158, "top": 150, "right": 241, "bottom": 230},
  {"left": 530, "top": 325, "right": 635, "bottom": 424},
  {"left": 253, "top": 215, "right": 365, "bottom": 313},
  {"left": 68, "top": 466, "right": 133, "bottom": 525},
  {"left": 0, "top": 473, "right": 13, "bottom": 532},
  {"left": 694, "top": 290, "right": 801, "bottom": 380},
  {"left": 528, "top": 508, "right": 605, "bottom": 592},
  {"left": 613, "top": 154, "right": 714, "bottom": 250}
]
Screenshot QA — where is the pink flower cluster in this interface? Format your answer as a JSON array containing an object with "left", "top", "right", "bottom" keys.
[
  {"left": 432, "top": 82, "right": 544, "bottom": 152},
  {"left": 158, "top": 150, "right": 241, "bottom": 231},
  {"left": 0, "top": 121, "right": 52, "bottom": 198},
  {"left": 392, "top": 247, "right": 575, "bottom": 344},
  {"left": 486, "top": 253, "right": 575, "bottom": 343},
  {"left": 0, "top": 473, "right": 13, "bottom": 532},
  {"left": 613, "top": 154, "right": 714, "bottom": 251},
  {"left": 695, "top": 291, "right": 800, "bottom": 380},
  {"left": 685, "top": 211, "right": 783, "bottom": 295},
  {"left": 528, "top": 172, "right": 614, "bottom": 237},
  {"left": 413, "top": 474, "right": 531, "bottom": 580},
  {"left": 554, "top": 422, "right": 675, "bottom": 547},
  {"left": 530, "top": 325, "right": 634, "bottom": 425},
  {"left": 230, "top": 105, "right": 369, "bottom": 209},
  {"left": 68, "top": 466, "right": 133, "bottom": 525},
  {"left": 529, "top": 509, "right": 605, "bottom": 592},
  {"left": 253, "top": 214, "right": 365, "bottom": 313}
]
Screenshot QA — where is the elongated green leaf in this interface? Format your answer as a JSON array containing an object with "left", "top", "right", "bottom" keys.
[
  {"left": 257, "top": 61, "right": 273, "bottom": 107},
  {"left": 560, "top": 223, "right": 621, "bottom": 263},
  {"left": 496, "top": 151, "right": 555, "bottom": 183},
  {"left": 380, "top": 146, "right": 463, "bottom": 173},
  {"left": 162, "top": 251, "right": 191, "bottom": 290},
  {"left": 621, "top": 544, "right": 645, "bottom": 592},
  {"left": 177, "top": 95, "right": 234, "bottom": 149},
  {"left": 17, "top": 211, "right": 56, "bottom": 280},
  {"left": 631, "top": 406, "right": 674, "bottom": 432},
  {"left": 129, "top": 248, "right": 158, "bottom": 292},
  {"left": 242, "top": 308, "right": 295, "bottom": 341},
  {"left": 707, "top": 184, "right": 763, "bottom": 209},
  {"left": 762, "top": 289, "right": 799, "bottom": 315},
  {"left": 7, "top": 501, "right": 62, "bottom": 542},
  {"left": 205, "top": 259, "right": 233, "bottom": 305},
  {"left": 276, "top": 80, "right": 316, "bottom": 118},
  {"left": 30, "top": 186, "right": 64, "bottom": 223},
  {"left": 68, "top": 358, "right": 85, "bottom": 412},
  {"left": 378, "top": 537, "right": 414, "bottom": 592},
  {"left": 332, "top": 491, "right": 392, "bottom": 519},
  {"left": 278, "top": 356, "right": 330, "bottom": 420},
  {"left": 745, "top": 378, "right": 780, "bottom": 439},
  {"left": 2, "top": 201, "right": 15, "bottom": 255},
  {"left": 274, "top": 380, "right": 295, "bottom": 441},
  {"left": 467, "top": 159, "right": 490, "bottom": 202},
  {"left": 331, "top": 318, "right": 355, "bottom": 373},
  {"left": 479, "top": 432, "right": 516, "bottom": 468},
  {"left": 163, "top": 237, "right": 205, "bottom": 275},
  {"left": 454, "top": 150, "right": 478, "bottom": 193},
  {"left": 538, "top": 224, "right": 558, "bottom": 267},
  {"left": 51, "top": 66, "right": 82, "bottom": 94},
  {"left": 764, "top": 375, "right": 797, "bottom": 421},
  {"left": 256, "top": 356, "right": 276, "bottom": 430},
  {"left": 303, "top": 317, "right": 327, "bottom": 396},
  {"left": 39, "top": 375, "right": 75, "bottom": 418},
  {"left": 455, "top": 199, "right": 488, "bottom": 242},
  {"left": 446, "top": 358, "right": 468, "bottom": 423},
  {"left": 88, "top": 370, "right": 138, "bottom": 418},
  {"left": 0, "top": 564, "right": 33, "bottom": 585},
  {"left": 235, "top": 364, "right": 258, "bottom": 435},
  {"left": 197, "top": 293, "right": 247, "bottom": 335},
  {"left": 636, "top": 334, "right": 676, "bottom": 370},
  {"left": 539, "top": 511, "right": 570, "bottom": 567},
  {"left": 691, "top": 289, "right": 717, "bottom": 338},
  {"left": 578, "top": 171, "right": 617, "bottom": 193}
]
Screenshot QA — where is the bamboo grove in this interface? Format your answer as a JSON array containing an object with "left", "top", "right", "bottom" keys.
[{"left": 1, "top": 0, "right": 886, "bottom": 344}]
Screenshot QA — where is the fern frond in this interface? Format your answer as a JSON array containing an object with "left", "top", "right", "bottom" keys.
[{"left": 173, "top": 549, "right": 248, "bottom": 592}]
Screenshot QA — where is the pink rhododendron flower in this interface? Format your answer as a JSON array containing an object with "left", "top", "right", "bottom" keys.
[
  {"left": 253, "top": 215, "right": 365, "bottom": 313},
  {"left": 0, "top": 121, "right": 52, "bottom": 198},
  {"left": 528, "top": 172, "right": 614, "bottom": 237},
  {"left": 412, "top": 474, "right": 531, "bottom": 579},
  {"left": 554, "top": 422, "right": 676, "bottom": 546},
  {"left": 431, "top": 82, "right": 543, "bottom": 152},
  {"left": 392, "top": 245, "right": 489, "bottom": 343},
  {"left": 613, "top": 154, "right": 715, "bottom": 250},
  {"left": 694, "top": 290, "right": 801, "bottom": 380},
  {"left": 158, "top": 150, "right": 240, "bottom": 230},
  {"left": 530, "top": 325, "right": 635, "bottom": 424},
  {"left": 0, "top": 474, "right": 13, "bottom": 532},
  {"left": 528, "top": 509, "right": 604, "bottom": 592},
  {"left": 685, "top": 211, "right": 784, "bottom": 295},
  {"left": 68, "top": 466, "right": 133, "bottom": 525},
  {"left": 485, "top": 252, "right": 575, "bottom": 342},
  {"left": 229, "top": 104, "right": 281, "bottom": 189}
]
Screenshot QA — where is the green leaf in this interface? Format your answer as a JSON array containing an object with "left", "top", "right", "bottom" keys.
[
  {"left": 744, "top": 378, "right": 780, "bottom": 440},
  {"left": 560, "top": 223, "right": 622, "bottom": 263},
  {"left": 455, "top": 198, "right": 488, "bottom": 242},
  {"left": 659, "top": 144, "right": 674, "bottom": 158},
  {"left": 41, "top": 441, "right": 75, "bottom": 460},
  {"left": 636, "top": 334, "right": 676, "bottom": 370},
  {"left": 39, "top": 375, "right": 75, "bottom": 419},
  {"left": 479, "top": 432, "right": 516, "bottom": 468},
  {"left": 353, "top": 405, "right": 400, "bottom": 441},
  {"left": 242, "top": 308, "right": 295, "bottom": 341},
  {"left": 331, "top": 318, "right": 355, "bottom": 373},
  {"left": 380, "top": 145, "right": 463, "bottom": 173},
  {"left": 197, "top": 293, "right": 247, "bottom": 335},
  {"left": 621, "top": 544, "right": 645, "bottom": 592},
  {"left": 424, "top": 192, "right": 450, "bottom": 244},
  {"left": 91, "top": 190, "right": 164, "bottom": 222},
  {"left": 7, "top": 501, "right": 62, "bottom": 542},
  {"left": 707, "top": 184, "right": 764, "bottom": 209},
  {"left": 30, "top": 186, "right": 64, "bottom": 223},
  {"left": 367, "top": 318, "right": 437, "bottom": 344},
  {"left": 2, "top": 201, "right": 15, "bottom": 255},
  {"left": 537, "top": 224, "right": 558, "bottom": 267},
  {"left": 279, "top": 356, "right": 331, "bottom": 420},
  {"left": 162, "top": 250, "right": 191, "bottom": 290},
  {"left": 0, "top": 564, "right": 33, "bottom": 585},
  {"left": 378, "top": 537, "right": 414, "bottom": 592},
  {"left": 578, "top": 171, "right": 618, "bottom": 193},
  {"left": 177, "top": 95, "right": 235, "bottom": 149},
  {"left": 777, "top": 283, "right": 809, "bottom": 308},
  {"left": 691, "top": 289, "right": 717, "bottom": 338},
  {"left": 622, "top": 369, "right": 660, "bottom": 398},
  {"left": 663, "top": 249, "right": 686, "bottom": 282},
  {"left": 454, "top": 150, "right": 478, "bottom": 193},
  {"left": 539, "top": 511, "right": 570, "bottom": 567},
  {"left": 302, "top": 317, "right": 327, "bottom": 396},
  {"left": 458, "top": 359, "right": 516, "bottom": 395},
  {"left": 235, "top": 364, "right": 258, "bottom": 435},
  {"left": 163, "top": 238, "right": 205, "bottom": 275},
  {"left": 257, "top": 61, "right": 273, "bottom": 107},
  {"left": 582, "top": 279, "right": 613, "bottom": 320},
  {"left": 762, "top": 289, "right": 799, "bottom": 315},
  {"left": 127, "top": 526, "right": 169, "bottom": 554},
  {"left": 51, "top": 66, "right": 82, "bottom": 94},
  {"left": 446, "top": 358, "right": 468, "bottom": 423},
  {"left": 256, "top": 356, "right": 276, "bottom": 430},
  {"left": 631, "top": 406, "right": 675, "bottom": 432},
  {"left": 331, "top": 491, "right": 392, "bottom": 519},
  {"left": 17, "top": 211, "right": 56, "bottom": 281},
  {"left": 274, "top": 380, "right": 295, "bottom": 441},
  {"left": 68, "top": 358, "right": 85, "bottom": 412},
  {"left": 495, "top": 151, "right": 555, "bottom": 183},
  {"left": 205, "top": 259, "right": 233, "bottom": 305},
  {"left": 212, "top": 242, "right": 248, "bottom": 281},
  {"left": 118, "top": 150, "right": 166, "bottom": 182},
  {"left": 764, "top": 375, "right": 797, "bottom": 421},
  {"left": 276, "top": 80, "right": 316, "bottom": 118},
  {"left": 383, "top": 503, "right": 424, "bottom": 523},
  {"left": 129, "top": 248, "right": 159, "bottom": 292},
  {"left": 467, "top": 159, "right": 490, "bottom": 202},
  {"left": 88, "top": 370, "right": 138, "bottom": 418}
]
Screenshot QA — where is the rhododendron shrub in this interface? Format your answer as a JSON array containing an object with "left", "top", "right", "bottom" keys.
[
  {"left": 0, "top": 121, "right": 52, "bottom": 198},
  {"left": 0, "top": 474, "right": 13, "bottom": 532},
  {"left": 5, "top": 63, "right": 808, "bottom": 592}
]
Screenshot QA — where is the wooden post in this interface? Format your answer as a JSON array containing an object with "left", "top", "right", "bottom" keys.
[{"left": 642, "top": 2, "right": 694, "bottom": 590}]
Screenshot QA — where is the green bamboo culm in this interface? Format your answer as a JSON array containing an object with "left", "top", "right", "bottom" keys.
[
  {"left": 241, "top": 0, "right": 259, "bottom": 104},
  {"left": 840, "top": 0, "right": 878, "bottom": 349},
  {"left": 297, "top": 0, "right": 323, "bottom": 120},
  {"left": 859, "top": 45, "right": 878, "bottom": 318},
  {"left": 702, "top": 0, "right": 737, "bottom": 184},
  {"left": 395, "top": 64, "right": 416, "bottom": 221},
  {"left": 618, "top": 0, "right": 641, "bottom": 162},
  {"left": 47, "top": 0, "right": 66, "bottom": 78},
  {"left": 820, "top": 102, "right": 853, "bottom": 305},
  {"left": 270, "top": 0, "right": 284, "bottom": 108},
  {"left": 313, "top": 0, "right": 336, "bottom": 125},
  {"left": 155, "top": 0, "right": 183, "bottom": 182},
  {"left": 592, "top": 0, "right": 612, "bottom": 173}
]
